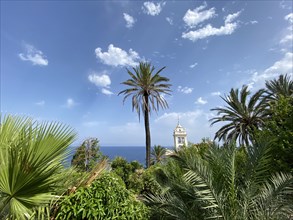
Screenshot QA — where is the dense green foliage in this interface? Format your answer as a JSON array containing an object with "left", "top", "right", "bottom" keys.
[
  {"left": 71, "top": 137, "right": 103, "bottom": 172},
  {"left": 56, "top": 172, "right": 149, "bottom": 219},
  {"left": 258, "top": 95, "right": 293, "bottom": 173},
  {"left": 111, "top": 157, "right": 142, "bottom": 190},
  {"left": 119, "top": 62, "right": 172, "bottom": 167},
  {"left": 145, "top": 141, "right": 293, "bottom": 219},
  {"left": 111, "top": 157, "right": 159, "bottom": 194},
  {"left": 0, "top": 115, "right": 76, "bottom": 219}
]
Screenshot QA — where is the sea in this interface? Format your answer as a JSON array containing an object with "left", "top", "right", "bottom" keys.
[{"left": 66, "top": 146, "right": 172, "bottom": 166}]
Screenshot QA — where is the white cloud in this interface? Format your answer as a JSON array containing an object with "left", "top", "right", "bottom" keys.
[
  {"left": 182, "top": 22, "right": 238, "bottom": 41},
  {"left": 195, "top": 97, "right": 208, "bottom": 105},
  {"left": 249, "top": 20, "right": 258, "bottom": 24},
  {"left": 88, "top": 73, "right": 111, "bottom": 88},
  {"left": 19, "top": 43, "right": 48, "bottom": 66},
  {"left": 123, "top": 13, "right": 135, "bottom": 28},
  {"left": 280, "top": 13, "right": 293, "bottom": 46},
  {"left": 264, "top": 52, "right": 292, "bottom": 75},
  {"left": 224, "top": 11, "right": 241, "bottom": 24},
  {"left": 189, "top": 62, "right": 198, "bottom": 68},
  {"left": 280, "top": 35, "right": 293, "bottom": 44},
  {"left": 284, "top": 13, "right": 293, "bottom": 24},
  {"left": 211, "top": 91, "right": 221, "bottom": 96},
  {"left": 155, "top": 110, "right": 203, "bottom": 124},
  {"left": 95, "top": 44, "right": 140, "bottom": 67},
  {"left": 247, "top": 52, "right": 293, "bottom": 90},
  {"left": 101, "top": 88, "right": 114, "bottom": 96},
  {"left": 88, "top": 72, "right": 114, "bottom": 96},
  {"left": 35, "top": 100, "right": 45, "bottom": 106},
  {"left": 177, "top": 86, "right": 193, "bottom": 94},
  {"left": 65, "top": 98, "right": 78, "bottom": 109},
  {"left": 183, "top": 4, "right": 216, "bottom": 27},
  {"left": 182, "top": 10, "right": 241, "bottom": 42},
  {"left": 142, "top": 1, "right": 165, "bottom": 16},
  {"left": 166, "top": 17, "right": 173, "bottom": 25}
]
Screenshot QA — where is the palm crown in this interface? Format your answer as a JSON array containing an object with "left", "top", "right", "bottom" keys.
[
  {"left": 210, "top": 85, "right": 267, "bottom": 146},
  {"left": 119, "top": 62, "right": 171, "bottom": 120}
]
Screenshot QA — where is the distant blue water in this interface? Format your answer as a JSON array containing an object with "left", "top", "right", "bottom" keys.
[
  {"left": 67, "top": 146, "right": 172, "bottom": 166},
  {"left": 101, "top": 146, "right": 147, "bottom": 164}
]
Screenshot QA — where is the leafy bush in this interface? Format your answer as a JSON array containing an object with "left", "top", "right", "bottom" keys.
[{"left": 56, "top": 172, "right": 149, "bottom": 219}]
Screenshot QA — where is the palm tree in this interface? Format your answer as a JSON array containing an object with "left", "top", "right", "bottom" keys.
[
  {"left": 119, "top": 62, "right": 171, "bottom": 168},
  {"left": 144, "top": 140, "right": 293, "bottom": 219},
  {"left": 151, "top": 145, "right": 167, "bottom": 165},
  {"left": 264, "top": 74, "right": 293, "bottom": 102},
  {"left": 210, "top": 85, "right": 267, "bottom": 146},
  {"left": 0, "top": 114, "right": 76, "bottom": 219}
]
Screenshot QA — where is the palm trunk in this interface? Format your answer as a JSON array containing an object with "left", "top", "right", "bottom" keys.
[{"left": 144, "top": 94, "right": 151, "bottom": 168}]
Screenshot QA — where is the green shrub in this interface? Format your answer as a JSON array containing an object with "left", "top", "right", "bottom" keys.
[{"left": 56, "top": 172, "right": 149, "bottom": 219}]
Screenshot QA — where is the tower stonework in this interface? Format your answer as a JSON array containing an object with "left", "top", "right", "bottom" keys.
[{"left": 173, "top": 121, "right": 188, "bottom": 150}]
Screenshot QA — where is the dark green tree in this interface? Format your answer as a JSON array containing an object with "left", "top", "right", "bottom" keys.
[
  {"left": 210, "top": 85, "right": 267, "bottom": 147},
  {"left": 119, "top": 62, "right": 172, "bottom": 168},
  {"left": 71, "top": 137, "right": 102, "bottom": 172},
  {"left": 258, "top": 95, "right": 293, "bottom": 173}
]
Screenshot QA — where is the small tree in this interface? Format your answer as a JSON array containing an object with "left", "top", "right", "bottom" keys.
[{"left": 71, "top": 138, "right": 102, "bottom": 172}]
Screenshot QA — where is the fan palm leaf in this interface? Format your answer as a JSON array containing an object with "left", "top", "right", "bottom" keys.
[{"left": 0, "top": 115, "right": 76, "bottom": 219}]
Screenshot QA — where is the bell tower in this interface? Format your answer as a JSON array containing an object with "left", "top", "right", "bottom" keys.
[{"left": 173, "top": 118, "right": 188, "bottom": 150}]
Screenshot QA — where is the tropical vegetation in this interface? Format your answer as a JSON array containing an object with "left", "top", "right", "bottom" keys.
[
  {"left": 0, "top": 74, "right": 292, "bottom": 219},
  {"left": 119, "top": 61, "right": 172, "bottom": 168},
  {"left": 210, "top": 85, "right": 267, "bottom": 146},
  {"left": 144, "top": 139, "right": 293, "bottom": 220},
  {"left": 151, "top": 145, "right": 167, "bottom": 165},
  {"left": 56, "top": 172, "right": 149, "bottom": 219},
  {"left": 0, "top": 115, "right": 76, "bottom": 219}
]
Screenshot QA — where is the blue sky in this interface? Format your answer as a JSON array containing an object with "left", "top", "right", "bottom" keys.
[{"left": 1, "top": 1, "right": 292, "bottom": 146}]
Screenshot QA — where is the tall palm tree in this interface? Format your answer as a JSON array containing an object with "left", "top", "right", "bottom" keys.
[
  {"left": 119, "top": 62, "right": 171, "bottom": 168},
  {"left": 145, "top": 140, "right": 293, "bottom": 219},
  {"left": 0, "top": 115, "right": 76, "bottom": 219},
  {"left": 210, "top": 85, "right": 267, "bottom": 146},
  {"left": 151, "top": 145, "right": 167, "bottom": 165},
  {"left": 264, "top": 74, "right": 293, "bottom": 102}
]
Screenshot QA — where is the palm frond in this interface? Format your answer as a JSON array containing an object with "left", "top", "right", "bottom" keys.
[{"left": 0, "top": 114, "right": 76, "bottom": 219}]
